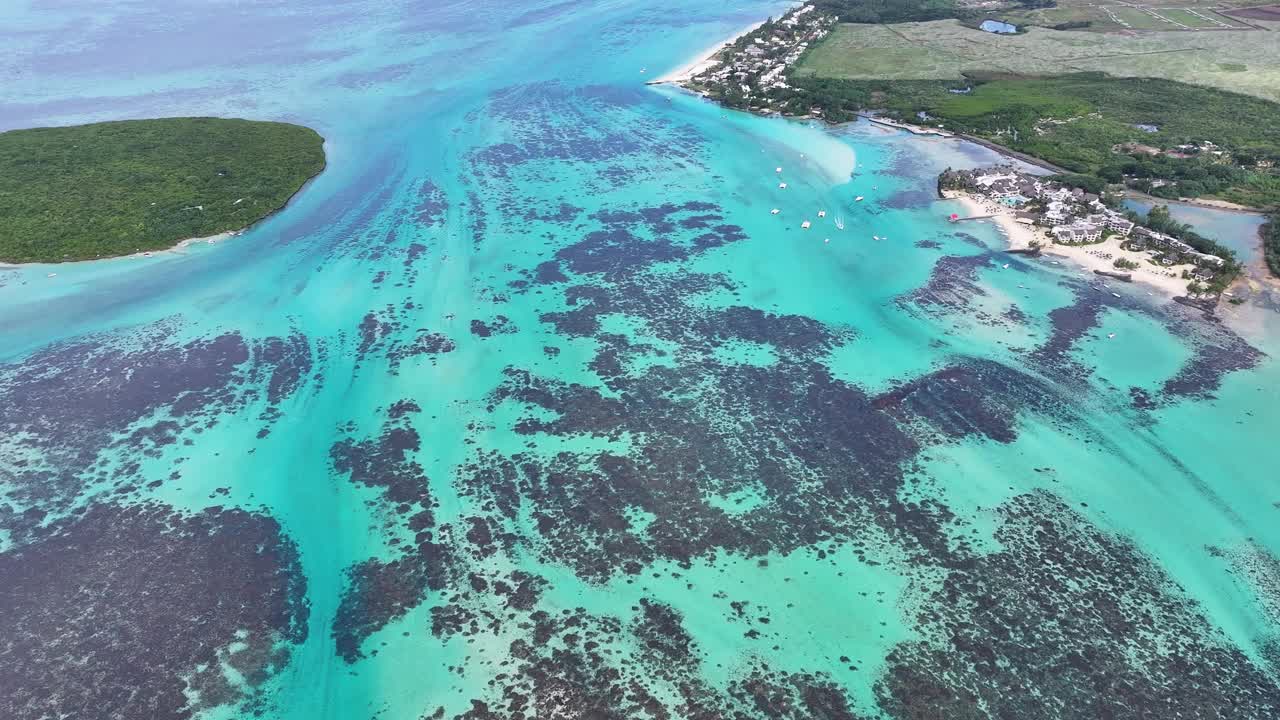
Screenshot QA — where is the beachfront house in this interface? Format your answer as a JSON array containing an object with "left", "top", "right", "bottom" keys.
[
  {"left": 1106, "top": 216, "right": 1134, "bottom": 236},
  {"left": 1051, "top": 227, "right": 1079, "bottom": 244},
  {"left": 1043, "top": 201, "right": 1070, "bottom": 226}
]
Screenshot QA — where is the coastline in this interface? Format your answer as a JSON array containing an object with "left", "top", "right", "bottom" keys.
[
  {"left": 945, "top": 191, "right": 1196, "bottom": 300},
  {"left": 649, "top": 20, "right": 768, "bottom": 86},
  {"left": 0, "top": 231, "right": 235, "bottom": 269},
  {"left": 1123, "top": 189, "right": 1268, "bottom": 216}
]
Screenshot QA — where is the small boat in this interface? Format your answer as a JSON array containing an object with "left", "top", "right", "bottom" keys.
[
  {"left": 1002, "top": 263, "right": 1009, "bottom": 269},
  {"left": 143, "top": 252, "right": 152, "bottom": 257},
  {"left": 47, "top": 273, "right": 57, "bottom": 278},
  {"left": 770, "top": 208, "right": 780, "bottom": 215},
  {"left": 834, "top": 217, "right": 845, "bottom": 230},
  {"left": 817, "top": 210, "right": 826, "bottom": 218},
  {"left": 801, "top": 221, "right": 811, "bottom": 230},
  {"left": 1111, "top": 292, "right": 1121, "bottom": 298},
  {"left": 824, "top": 238, "right": 830, "bottom": 244},
  {"left": 1107, "top": 333, "right": 1116, "bottom": 339},
  {"left": 779, "top": 182, "right": 787, "bottom": 189},
  {"left": 1050, "top": 261, "right": 1060, "bottom": 265},
  {"left": 855, "top": 196, "right": 864, "bottom": 202},
  {"left": 207, "top": 239, "right": 216, "bottom": 244},
  {"left": 776, "top": 167, "right": 782, "bottom": 173},
  {"left": 873, "top": 235, "right": 882, "bottom": 241}
]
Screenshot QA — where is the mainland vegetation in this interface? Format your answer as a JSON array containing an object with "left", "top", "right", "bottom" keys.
[
  {"left": 775, "top": 73, "right": 1280, "bottom": 209},
  {"left": 0, "top": 117, "right": 325, "bottom": 264},
  {"left": 809, "top": 0, "right": 1054, "bottom": 25},
  {"left": 1265, "top": 216, "right": 1280, "bottom": 277}
]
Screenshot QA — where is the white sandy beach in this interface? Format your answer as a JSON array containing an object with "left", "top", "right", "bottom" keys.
[
  {"left": 649, "top": 20, "right": 767, "bottom": 85},
  {"left": 949, "top": 193, "right": 1196, "bottom": 299},
  {"left": 0, "top": 230, "right": 234, "bottom": 270}
]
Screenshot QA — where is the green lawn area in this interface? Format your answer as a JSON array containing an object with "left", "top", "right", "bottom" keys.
[
  {"left": 993, "top": 4, "right": 1124, "bottom": 32},
  {"left": 1108, "top": 6, "right": 1181, "bottom": 29},
  {"left": 795, "top": 24, "right": 966, "bottom": 79},
  {"left": 1153, "top": 8, "right": 1222, "bottom": 27},
  {"left": 796, "top": 20, "right": 1280, "bottom": 102},
  {"left": 0, "top": 117, "right": 325, "bottom": 264}
]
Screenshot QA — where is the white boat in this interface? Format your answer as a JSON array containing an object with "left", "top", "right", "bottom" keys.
[
  {"left": 817, "top": 210, "right": 826, "bottom": 218},
  {"left": 801, "top": 221, "right": 811, "bottom": 229},
  {"left": 770, "top": 208, "right": 780, "bottom": 215},
  {"left": 1111, "top": 292, "right": 1121, "bottom": 298},
  {"left": 834, "top": 216, "right": 845, "bottom": 230},
  {"left": 1002, "top": 263, "right": 1009, "bottom": 269},
  {"left": 1107, "top": 333, "right": 1116, "bottom": 339},
  {"left": 824, "top": 238, "right": 830, "bottom": 244},
  {"left": 855, "top": 196, "right": 864, "bottom": 202},
  {"left": 47, "top": 273, "right": 57, "bottom": 278},
  {"left": 776, "top": 167, "right": 782, "bottom": 173},
  {"left": 873, "top": 235, "right": 882, "bottom": 241},
  {"left": 779, "top": 182, "right": 787, "bottom": 189}
]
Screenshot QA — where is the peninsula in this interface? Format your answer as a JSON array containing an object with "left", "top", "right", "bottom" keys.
[
  {"left": 941, "top": 165, "right": 1242, "bottom": 302},
  {"left": 0, "top": 117, "right": 325, "bottom": 264}
]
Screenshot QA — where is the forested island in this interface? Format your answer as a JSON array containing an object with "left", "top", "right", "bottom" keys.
[
  {"left": 680, "top": 0, "right": 1280, "bottom": 277},
  {"left": 0, "top": 117, "right": 325, "bottom": 264}
]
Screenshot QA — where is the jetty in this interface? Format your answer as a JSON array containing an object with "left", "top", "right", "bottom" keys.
[
  {"left": 1093, "top": 270, "right": 1133, "bottom": 282},
  {"left": 859, "top": 113, "right": 954, "bottom": 138}
]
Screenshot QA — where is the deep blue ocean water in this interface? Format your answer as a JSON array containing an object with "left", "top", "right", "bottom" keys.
[{"left": 2, "top": 2, "right": 1280, "bottom": 718}]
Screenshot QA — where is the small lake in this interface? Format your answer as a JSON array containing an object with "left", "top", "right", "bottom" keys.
[
  {"left": 980, "top": 19, "right": 1018, "bottom": 34},
  {"left": 1123, "top": 198, "right": 1266, "bottom": 261}
]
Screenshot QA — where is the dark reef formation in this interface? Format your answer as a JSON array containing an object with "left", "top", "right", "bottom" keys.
[
  {"left": 0, "top": 320, "right": 315, "bottom": 544},
  {"left": 878, "top": 492, "right": 1280, "bottom": 719},
  {"left": 329, "top": 400, "right": 459, "bottom": 662},
  {"left": 0, "top": 502, "right": 308, "bottom": 720}
]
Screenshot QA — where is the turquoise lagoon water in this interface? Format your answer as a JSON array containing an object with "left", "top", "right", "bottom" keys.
[{"left": 2, "top": 2, "right": 1280, "bottom": 719}]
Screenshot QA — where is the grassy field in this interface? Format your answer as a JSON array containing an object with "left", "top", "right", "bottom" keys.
[
  {"left": 1109, "top": 6, "right": 1180, "bottom": 28},
  {"left": 796, "top": 20, "right": 1280, "bottom": 102},
  {"left": 985, "top": 0, "right": 1270, "bottom": 31},
  {"left": 0, "top": 118, "right": 325, "bottom": 264},
  {"left": 1151, "top": 8, "right": 1227, "bottom": 27}
]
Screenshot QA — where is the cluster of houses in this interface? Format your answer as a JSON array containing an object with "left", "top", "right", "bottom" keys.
[
  {"left": 687, "top": 4, "right": 836, "bottom": 104},
  {"left": 954, "top": 167, "right": 1138, "bottom": 243},
  {"left": 942, "top": 166, "right": 1229, "bottom": 280}
]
